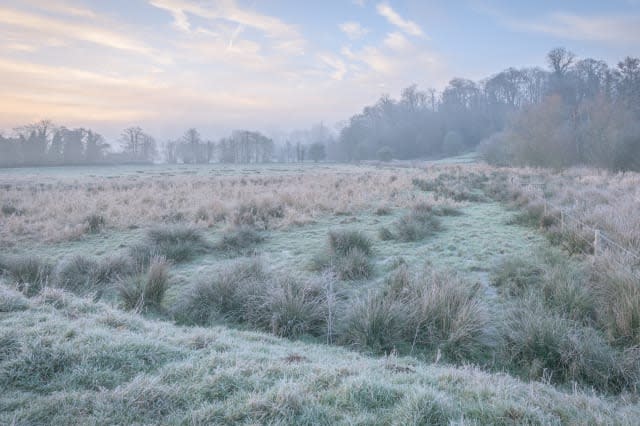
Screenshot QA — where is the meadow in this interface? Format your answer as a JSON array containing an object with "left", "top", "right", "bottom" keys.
[{"left": 2, "top": 160, "right": 640, "bottom": 424}]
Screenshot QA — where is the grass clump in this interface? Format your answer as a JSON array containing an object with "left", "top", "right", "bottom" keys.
[
  {"left": 118, "top": 257, "right": 170, "bottom": 312},
  {"left": 312, "top": 229, "right": 374, "bottom": 280},
  {"left": 132, "top": 225, "right": 209, "bottom": 264},
  {"left": 399, "top": 269, "right": 492, "bottom": 362},
  {"left": 338, "top": 291, "right": 406, "bottom": 354},
  {"left": 394, "top": 205, "right": 442, "bottom": 242},
  {"left": 491, "top": 256, "right": 544, "bottom": 298},
  {"left": 334, "top": 248, "right": 373, "bottom": 280},
  {"left": 173, "top": 258, "right": 268, "bottom": 325},
  {"left": 0, "top": 255, "right": 53, "bottom": 296},
  {"left": 591, "top": 262, "right": 640, "bottom": 348},
  {"left": 260, "top": 278, "right": 326, "bottom": 338},
  {"left": 54, "top": 255, "right": 135, "bottom": 298},
  {"left": 499, "top": 300, "right": 630, "bottom": 393},
  {"left": 216, "top": 226, "right": 264, "bottom": 254},
  {"left": 85, "top": 213, "right": 106, "bottom": 233},
  {"left": 328, "top": 229, "right": 373, "bottom": 257},
  {"left": 0, "top": 285, "right": 30, "bottom": 312},
  {"left": 233, "top": 199, "right": 285, "bottom": 230}
]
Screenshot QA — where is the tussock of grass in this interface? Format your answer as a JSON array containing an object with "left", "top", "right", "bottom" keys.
[
  {"left": 327, "top": 229, "right": 373, "bottom": 257},
  {"left": 0, "top": 255, "right": 53, "bottom": 296},
  {"left": 396, "top": 269, "right": 493, "bottom": 362},
  {"left": 233, "top": 199, "right": 285, "bottom": 230},
  {"left": 216, "top": 226, "right": 264, "bottom": 254},
  {"left": 118, "top": 257, "right": 170, "bottom": 312},
  {"left": 85, "top": 213, "right": 106, "bottom": 233},
  {"left": 260, "top": 278, "right": 326, "bottom": 338},
  {"left": 0, "top": 285, "right": 30, "bottom": 312},
  {"left": 499, "top": 299, "right": 631, "bottom": 393},
  {"left": 394, "top": 204, "right": 442, "bottom": 242},
  {"left": 172, "top": 258, "right": 268, "bottom": 325},
  {"left": 312, "top": 230, "right": 374, "bottom": 280},
  {"left": 338, "top": 290, "right": 406, "bottom": 354},
  {"left": 591, "top": 261, "right": 640, "bottom": 348},
  {"left": 491, "top": 256, "right": 544, "bottom": 297},
  {"left": 132, "top": 225, "right": 209, "bottom": 264}
]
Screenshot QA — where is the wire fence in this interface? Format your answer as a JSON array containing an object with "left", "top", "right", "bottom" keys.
[{"left": 514, "top": 178, "right": 640, "bottom": 273}]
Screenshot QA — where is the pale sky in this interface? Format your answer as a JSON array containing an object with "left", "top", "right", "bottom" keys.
[{"left": 1, "top": 0, "right": 639, "bottom": 141}]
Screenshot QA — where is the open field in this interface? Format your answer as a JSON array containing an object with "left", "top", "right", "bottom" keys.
[{"left": 2, "top": 161, "right": 640, "bottom": 424}]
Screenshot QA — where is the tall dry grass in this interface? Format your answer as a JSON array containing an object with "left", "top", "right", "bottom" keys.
[{"left": 0, "top": 165, "right": 456, "bottom": 245}]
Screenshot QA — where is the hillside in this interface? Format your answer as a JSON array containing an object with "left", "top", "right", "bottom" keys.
[{"left": 1, "top": 284, "right": 638, "bottom": 425}]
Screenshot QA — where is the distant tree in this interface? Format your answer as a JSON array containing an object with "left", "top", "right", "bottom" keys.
[
  {"left": 442, "top": 130, "right": 464, "bottom": 156},
  {"left": 120, "top": 127, "right": 156, "bottom": 162},
  {"left": 308, "top": 142, "right": 326, "bottom": 162},
  {"left": 84, "top": 130, "right": 109, "bottom": 163},
  {"left": 377, "top": 146, "right": 393, "bottom": 162}
]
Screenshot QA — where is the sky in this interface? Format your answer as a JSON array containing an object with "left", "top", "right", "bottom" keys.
[{"left": 1, "top": 0, "right": 639, "bottom": 141}]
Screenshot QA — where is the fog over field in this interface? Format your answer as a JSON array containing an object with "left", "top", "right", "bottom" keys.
[{"left": 2, "top": 1, "right": 640, "bottom": 425}]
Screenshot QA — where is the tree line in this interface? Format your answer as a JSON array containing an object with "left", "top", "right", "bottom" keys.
[
  {"left": 336, "top": 48, "right": 640, "bottom": 170},
  {"left": 3, "top": 47, "right": 638, "bottom": 170}
]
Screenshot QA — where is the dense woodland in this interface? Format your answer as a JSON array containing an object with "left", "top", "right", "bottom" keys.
[{"left": 1, "top": 48, "right": 639, "bottom": 170}]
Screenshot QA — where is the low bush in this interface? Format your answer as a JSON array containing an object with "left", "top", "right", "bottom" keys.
[
  {"left": 54, "top": 255, "right": 135, "bottom": 298},
  {"left": 118, "top": 257, "right": 170, "bottom": 312}
]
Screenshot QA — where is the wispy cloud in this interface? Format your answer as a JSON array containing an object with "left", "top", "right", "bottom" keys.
[
  {"left": 340, "top": 21, "right": 370, "bottom": 40},
  {"left": 376, "top": 3, "right": 425, "bottom": 37},
  {"left": 505, "top": 12, "right": 640, "bottom": 44},
  {"left": 149, "top": 0, "right": 306, "bottom": 54},
  {"left": 0, "top": 7, "right": 160, "bottom": 59}
]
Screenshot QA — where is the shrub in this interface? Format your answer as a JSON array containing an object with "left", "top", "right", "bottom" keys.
[
  {"left": 338, "top": 291, "right": 406, "bottom": 354},
  {"left": 328, "top": 229, "right": 373, "bottom": 257},
  {"left": 172, "top": 258, "right": 267, "bottom": 325},
  {"left": 0, "top": 256, "right": 53, "bottom": 296},
  {"left": 394, "top": 206, "right": 442, "bottom": 242},
  {"left": 118, "top": 257, "right": 169, "bottom": 312},
  {"left": 1, "top": 203, "right": 24, "bottom": 216},
  {"left": 217, "top": 226, "right": 264, "bottom": 254},
  {"left": 334, "top": 248, "right": 373, "bottom": 281}
]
